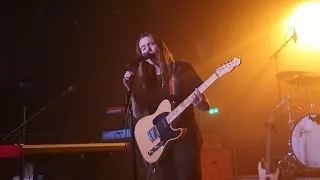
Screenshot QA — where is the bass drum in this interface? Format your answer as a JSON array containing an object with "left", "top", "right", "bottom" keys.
[{"left": 291, "top": 113, "right": 320, "bottom": 169}]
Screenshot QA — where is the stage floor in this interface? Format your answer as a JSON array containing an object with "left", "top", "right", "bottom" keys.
[{"left": 229, "top": 175, "right": 320, "bottom": 180}]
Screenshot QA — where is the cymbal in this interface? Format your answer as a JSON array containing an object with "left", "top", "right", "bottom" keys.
[{"left": 276, "top": 71, "right": 320, "bottom": 86}]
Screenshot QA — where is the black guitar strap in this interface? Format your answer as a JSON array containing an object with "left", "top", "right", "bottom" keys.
[
  {"left": 169, "top": 75, "right": 177, "bottom": 107},
  {"left": 169, "top": 75, "right": 174, "bottom": 96}
]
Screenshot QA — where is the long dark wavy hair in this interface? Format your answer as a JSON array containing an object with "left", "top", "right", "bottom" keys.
[{"left": 133, "top": 32, "right": 179, "bottom": 110}]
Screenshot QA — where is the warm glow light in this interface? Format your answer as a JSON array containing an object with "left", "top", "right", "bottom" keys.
[{"left": 288, "top": 2, "right": 320, "bottom": 50}]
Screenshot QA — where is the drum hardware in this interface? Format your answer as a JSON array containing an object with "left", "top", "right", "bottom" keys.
[
  {"left": 295, "top": 105, "right": 307, "bottom": 117},
  {"left": 272, "top": 88, "right": 300, "bottom": 129},
  {"left": 264, "top": 96, "right": 306, "bottom": 178},
  {"left": 277, "top": 152, "right": 302, "bottom": 178},
  {"left": 309, "top": 115, "right": 320, "bottom": 124},
  {"left": 286, "top": 95, "right": 295, "bottom": 129},
  {"left": 272, "top": 71, "right": 320, "bottom": 176},
  {"left": 307, "top": 87, "right": 315, "bottom": 113},
  {"left": 278, "top": 113, "right": 320, "bottom": 175},
  {"left": 276, "top": 71, "right": 320, "bottom": 113}
]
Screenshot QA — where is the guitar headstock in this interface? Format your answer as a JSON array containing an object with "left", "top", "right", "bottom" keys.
[{"left": 216, "top": 57, "right": 242, "bottom": 77}]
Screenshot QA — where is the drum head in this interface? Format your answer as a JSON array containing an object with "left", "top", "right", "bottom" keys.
[{"left": 291, "top": 113, "right": 320, "bottom": 169}]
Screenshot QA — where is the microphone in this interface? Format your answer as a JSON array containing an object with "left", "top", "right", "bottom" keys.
[
  {"left": 124, "top": 52, "right": 154, "bottom": 70},
  {"left": 62, "top": 85, "right": 77, "bottom": 95},
  {"left": 293, "top": 27, "right": 297, "bottom": 43},
  {"left": 67, "top": 85, "right": 77, "bottom": 92}
]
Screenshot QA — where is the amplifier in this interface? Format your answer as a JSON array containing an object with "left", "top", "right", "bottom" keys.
[
  {"left": 201, "top": 133, "right": 231, "bottom": 180},
  {"left": 101, "top": 129, "right": 131, "bottom": 142}
]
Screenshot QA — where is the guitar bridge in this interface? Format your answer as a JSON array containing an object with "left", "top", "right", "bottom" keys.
[
  {"left": 147, "top": 126, "right": 160, "bottom": 142},
  {"left": 148, "top": 141, "right": 164, "bottom": 156}
]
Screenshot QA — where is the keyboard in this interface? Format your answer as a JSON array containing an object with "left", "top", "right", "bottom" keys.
[{"left": 0, "top": 143, "right": 128, "bottom": 157}]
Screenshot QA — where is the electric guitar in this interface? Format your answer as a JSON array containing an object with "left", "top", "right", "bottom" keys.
[
  {"left": 134, "top": 57, "right": 242, "bottom": 163},
  {"left": 258, "top": 112, "right": 280, "bottom": 180}
]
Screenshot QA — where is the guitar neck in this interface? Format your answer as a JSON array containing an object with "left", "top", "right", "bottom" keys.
[
  {"left": 166, "top": 73, "right": 219, "bottom": 124},
  {"left": 265, "top": 124, "right": 272, "bottom": 174}
]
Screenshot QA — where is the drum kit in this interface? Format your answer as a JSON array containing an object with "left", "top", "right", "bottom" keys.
[{"left": 273, "top": 70, "right": 320, "bottom": 176}]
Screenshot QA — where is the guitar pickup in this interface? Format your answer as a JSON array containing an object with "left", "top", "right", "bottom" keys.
[{"left": 147, "top": 126, "right": 160, "bottom": 142}]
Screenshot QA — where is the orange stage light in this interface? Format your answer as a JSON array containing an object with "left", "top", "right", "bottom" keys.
[{"left": 288, "top": 2, "right": 320, "bottom": 50}]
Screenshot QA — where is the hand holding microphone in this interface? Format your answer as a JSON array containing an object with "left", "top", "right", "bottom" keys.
[
  {"left": 123, "top": 52, "right": 154, "bottom": 90},
  {"left": 123, "top": 71, "right": 134, "bottom": 91},
  {"left": 293, "top": 27, "right": 298, "bottom": 43}
]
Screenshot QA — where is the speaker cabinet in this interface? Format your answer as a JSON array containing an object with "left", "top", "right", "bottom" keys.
[{"left": 201, "top": 134, "right": 231, "bottom": 180}]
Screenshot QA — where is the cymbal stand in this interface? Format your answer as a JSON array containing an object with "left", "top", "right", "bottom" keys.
[
  {"left": 286, "top": 95, "right": 295, "bottom": 129},
  {"left": 272, "top": 94, "right": 299, "bottom": 177},
  {"left": 272, "top": 85, "right": 300, "bottom": 129},
  {"left": 269, "top": 27, "right": 296, "bottom": 157},
  {"left": 272, "top": 94, "right": 294, "bottom": 129},
  {"left": 273, "top": 87, "right": 305, "bottom": 177},
  {"left": 307, "top": 87, "right": 315, "bottom": 113},
  {"left": 271, "top": 86, "right": 300, "bottom": 172}
]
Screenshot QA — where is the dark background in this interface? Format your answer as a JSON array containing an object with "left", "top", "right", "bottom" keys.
[{"left": 1, "top": 0, "right": 319, "bottom": 179}]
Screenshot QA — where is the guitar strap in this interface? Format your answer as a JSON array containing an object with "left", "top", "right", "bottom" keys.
[
  {"left": 169, "top": 75, "right": 175, "bottom": 96},
  {"left": 169, "top": 75, "right": 178, "bottom": 105},
  {"left": 169, "top": 74, "right": 180, "bottom": 111}
]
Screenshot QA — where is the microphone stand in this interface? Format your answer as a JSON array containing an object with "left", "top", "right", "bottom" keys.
[
  {"left": 123, "top": 65, "right": 139, "bottom": 180},
  {"left": 22, "top": 106, "right": 26, "bottom": 144},
  {"left": 2, "top": 87, "right": 73, "bottom": 141},
  {"left": 269, "top": 31, "right": 295, "bottom": 159}
]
